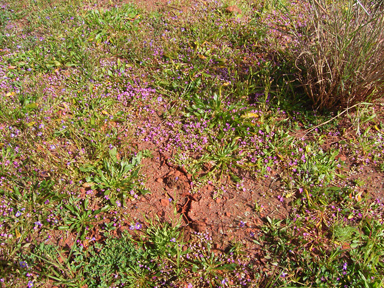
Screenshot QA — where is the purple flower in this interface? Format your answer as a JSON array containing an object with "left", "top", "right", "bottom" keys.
[
  {"left": 34, "top": 221, "right": 42, "bottom": 229},
  {"left": 170, "top": 238, "right": 176, "bottom": 242},
  {"left": 15, "top": 211, "right": 22, "bottom": 217},
  {"left": 135, "top": 222, "right": 142, "bottom": 230},
  {"left": 19, "top": 261, "right": 28, "bottom": 268},
  {"left": 343, "top": 262, "right": 347, "bottom": 271},
  {"left": 27, "top": 281, "right": 33, "bottom": 288}
]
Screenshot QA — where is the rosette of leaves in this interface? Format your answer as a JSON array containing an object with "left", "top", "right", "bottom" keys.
[
  {"left": 59, "top": 197, "right": 108, "bottom": 240},
  {"left": 81, "top": 148, "right": 149, "bottom": 206}
]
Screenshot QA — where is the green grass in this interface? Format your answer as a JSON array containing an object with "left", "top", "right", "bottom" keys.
[{"left": 0, "top": 0, "right": 384, "bottom": 287}]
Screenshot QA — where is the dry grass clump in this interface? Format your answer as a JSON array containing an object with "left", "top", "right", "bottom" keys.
[{"left": 293, "top": 0, "right": 384, "bottom": 110}]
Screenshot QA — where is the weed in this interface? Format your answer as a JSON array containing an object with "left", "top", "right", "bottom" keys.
[
  {"left": 83, "top": 233, "right": 158, "bottom": 287},
  {"left": 23, "top": 241, "right": 88, "bottom": 287},
  {"left": 58, "top": 197, "right": 108, "bottom": 240},
  {"left": 81, "top": 148, "right": 149, "bottom": 206}
]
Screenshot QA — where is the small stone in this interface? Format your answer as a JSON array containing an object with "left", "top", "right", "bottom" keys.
[
  {"left": 189, "top": 201, "right": 200, "bottom": 221},
  {"left": 156, "top": 178, "right": 163, "bottom": 183},
  {"left": 160, "top": 199, "right": 169, "bottom": 207},
  {"left": 191, "top": 220, "right": 206, "bottom": 232},
  {"left": 167, "top": 170, "right": 175, "bottom": 176},
  {"left": 336, "top": 154, "right": 347, "bottom": 161},
  {"left": 225, "top": 212, "right": 231, "bottom": 217}
]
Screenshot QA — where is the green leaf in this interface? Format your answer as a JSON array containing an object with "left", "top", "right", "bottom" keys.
[
  {"left": 109, "top": 147, "right": 118, "bottom": 161},
  {"left": 80, "top": 166, "right": 94, "bottom": 172},
  {"left": 351, "top": 240, "right": 360, "bottom": 249},
  {"left": 192, "top": 264, "right": 199, "bottom": 272},
  {"left": 100, "top": 205, "right": 110, "bottom": 212},
  {"left": 65, "top": 205, "right": 76, "bottom": 214},
  {"left": 25, "top": 103, "right": 38, "bottom": 109},
  {"left": 58, "top": 226, "right": 70, "bottom": 230},
  {"left": 229, "top": 171, "right": 241, "bottom": 183},
  {"left": 64, "top": 220, "right": 74, "bottom": 225}
]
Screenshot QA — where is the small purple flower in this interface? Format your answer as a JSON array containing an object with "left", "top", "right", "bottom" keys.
[
  {"left": 170, "top": 238, "right": 176, "bottom": 242},
  {"left": 343, "top": 262, "right": 347, "bottom": 271},
  {"left": 15, "top": 211, "right": 22, "bottom": 217},
  {"left": 239, "top": 221, "right": 245, "bottom": 228},
  {"left": 135, "top": 222, "right": 142, "bottom": 230},
  {"left": 19, "top": 261, "right": 28, "bottom": 268},
  {"left": 27, "top": 281, "right": 33, "bottom": 288}
]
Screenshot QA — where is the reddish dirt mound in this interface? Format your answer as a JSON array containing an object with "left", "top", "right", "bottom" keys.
[{"left": 120, "top": 141, "right": 292, "bottom": 251}]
